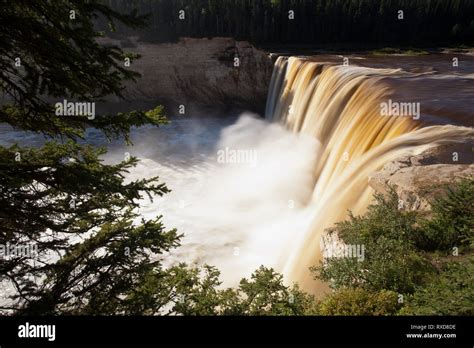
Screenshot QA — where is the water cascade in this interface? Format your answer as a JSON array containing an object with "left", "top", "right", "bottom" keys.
[{"left": 265, "top": 56, "right": 474, "bottom": 292}]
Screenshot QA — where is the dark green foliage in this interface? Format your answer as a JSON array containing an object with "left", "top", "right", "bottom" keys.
[
  {"left": 164, "top": 265, "right": 315, "bottom": 316},
  {"left": 227, "top": 266, "right": 314, "bottom": 315},
  {"left": 101, "top": 0, "right": 474, "bottom": 46},
  {"left": 0, "top": 140, "right": 179, "bottom": 314},
  {"left": 415, "top": 177, "right": 474, "bottom": 251},
  {"left": 337, "top": 189, "right": 418, "bottom": 243},
  {"left": 84, "top": 264, "right": 316, "bottom": 315},
  {"left": 312, "top": 179, "right": 474, "bottom": 315},
  {"left": 401, "top": 257, "right": 474, "bottom": 315}
]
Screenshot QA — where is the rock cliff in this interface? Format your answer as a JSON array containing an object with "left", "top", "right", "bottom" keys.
[{"left": 100, "top": 37, "right": 274, "bottom": 114}]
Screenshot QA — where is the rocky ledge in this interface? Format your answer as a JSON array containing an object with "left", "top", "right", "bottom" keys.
[{"left": 368, "top": 140, "right": 474, "bottom": 211}]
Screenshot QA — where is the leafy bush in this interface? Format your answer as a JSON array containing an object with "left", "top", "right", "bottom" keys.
[
  {"left": 121, "top": 265, "right": 315, "bottom": 315},
  {"left": 312, "top": 178, "right": 474, "bottom": 315},
  {"left": 312, "top": 189, "right": 434, "bottom": 294},
  {"left": 400, "top": 257, "right": 474, "bottom": 315},
  {"left": 415, "top": 177, "right": 474, "bottom": 252},
  {"left": 316, "top": 288, "right": 401, "bottom": 316}
]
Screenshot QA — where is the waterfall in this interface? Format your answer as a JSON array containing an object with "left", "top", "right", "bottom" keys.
[{"left": 265, "top": 56, "right": 474, "bottom": 293}]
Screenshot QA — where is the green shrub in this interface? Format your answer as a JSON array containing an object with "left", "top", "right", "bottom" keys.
[
  {"left": 312, "top": 189, "right": 434, "bottom": 293},
  {"left": 415, "top": 177, "right": 474, "bottom": 252},
  {"left": 400, "top": 257, "right": 474, "bottom": 315},
  {"left": 312, "top": 178, "right": 473, "bottom": 315},
  {"left": 316, "top": 288, "right": 401, "bottom": 316}
]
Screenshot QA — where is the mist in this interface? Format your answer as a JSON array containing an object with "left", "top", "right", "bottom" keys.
[{"left": 120, "top": 113, "right": 320, "bottom": 286}]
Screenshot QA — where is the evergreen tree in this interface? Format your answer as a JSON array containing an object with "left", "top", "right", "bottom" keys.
[{"left": 0, "top": 0, "right": 175, "bottom": 315}]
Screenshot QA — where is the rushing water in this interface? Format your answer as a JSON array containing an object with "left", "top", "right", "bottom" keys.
[{"left": 116, "top": 114, "right": 320, "bottom": 287}]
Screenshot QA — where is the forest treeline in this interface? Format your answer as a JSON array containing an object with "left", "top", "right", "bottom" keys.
[{"left": 101, "top": 0, "right": 474, "bottom": 46}]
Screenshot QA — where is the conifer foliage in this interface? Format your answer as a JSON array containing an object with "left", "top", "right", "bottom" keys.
[{"left": 0, "top": 0, "right": 175, "bottom": 314}]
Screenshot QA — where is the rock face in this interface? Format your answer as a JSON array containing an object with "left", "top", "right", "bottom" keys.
[
  {"left": 100, "top": 37, "right": 274, "bottom": 114},
  {"left": 368, "top": 140, "right": 474, "bottom": 211}
]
